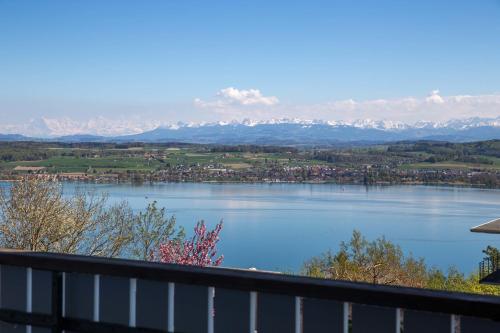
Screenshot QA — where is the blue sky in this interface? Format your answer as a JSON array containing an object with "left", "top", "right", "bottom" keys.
[{"left": 1, "top": 0, "right": 500, "bottom": 134}]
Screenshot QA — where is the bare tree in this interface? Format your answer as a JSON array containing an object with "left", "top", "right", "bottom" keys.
[{"left": 0, "top": 176, "right": 134, "bottom": 257}]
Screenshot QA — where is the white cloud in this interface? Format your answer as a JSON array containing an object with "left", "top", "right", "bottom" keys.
[
  {"left": 218, "top": 87, "right": 279, "bottom": 106},
  {"left": 425, "top": 89, "right": 444, "bottom": 104},
  {"left": 192, "top": 88, "right": 500, "bottom": 123},
  {"left": 308, "top": 91, "right": 500, "bottom": 123},
  {"left": 194, "top": 87, "right": 279, "bottom": 109}
]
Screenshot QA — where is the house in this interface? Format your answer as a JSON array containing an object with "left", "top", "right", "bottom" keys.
[{"left": 471, "top": 218, "right": 500, "bottom": 284}]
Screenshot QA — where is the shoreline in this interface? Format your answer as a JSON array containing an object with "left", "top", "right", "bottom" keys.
[{"left": 1, "top": 177, "right": 497, "bottom": 190}]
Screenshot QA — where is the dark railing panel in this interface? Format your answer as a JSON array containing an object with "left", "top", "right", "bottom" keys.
[
  {"left": 0, "top": 266, "right": 26, "bottom": 312},
  {"left": 99, "top": 275, "right": 129, "bottom": 325},
  {"left": 136, "top": 279, "right": 169, "bottom": 331},
  {"left": 0, "top": 323, "right": 50, "bottom": 333},
  {"left": 257, "top": 293, "right": 295, "bottom": 333},
  {"left": 65, "top": 273, "right": 94, "bottom": 321},
  {"left": 302, "top": 298, "right": 345, "bottom": 333},
  {"left": 62, "top": 318, "right": 165, "bottom": 333},
  {"left": 32, "top": 270, "right": 52, "bottom": 315},
  {"left": 174, "top": 283, "right": 208, "bottom": 333},
  {"left": 0, "top": 321, "right": 26, "bottom": 333},
  {"left": 404, "top": 310, "right": 450, "bottom": 333},
  {"left": 214, "top": 288, "right": 249, "bottom": 333},
  {"left": 352, "top": 304, "right": 397, "bottom": 333},
  {"left": 461, "top": 316, "right": 500, "bottom": 332}
]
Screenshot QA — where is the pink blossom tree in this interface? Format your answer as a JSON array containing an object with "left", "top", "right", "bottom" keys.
[{"left": 158, "top": 220, "right": 223, "bottom": 267}]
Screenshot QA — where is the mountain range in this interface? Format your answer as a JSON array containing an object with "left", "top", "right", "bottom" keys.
[{"left": 1, "top": 116, "right": 500, "bottom": 145}]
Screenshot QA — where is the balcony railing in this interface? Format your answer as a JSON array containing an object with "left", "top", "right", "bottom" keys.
[
  {"left": 479, "top": 254, "right": 500, "bottom": 283},
  {"left": 0, "top": 250, "right": 499, "bottom": 332}
]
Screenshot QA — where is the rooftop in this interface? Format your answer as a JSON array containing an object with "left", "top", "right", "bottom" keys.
[{"left": 471, "top": 218, "right": 500, "bottom": 234}]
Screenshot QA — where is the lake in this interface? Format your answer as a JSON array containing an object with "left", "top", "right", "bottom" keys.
[{"left": 54, "top": 182, "right": 500, "bottom": 274}]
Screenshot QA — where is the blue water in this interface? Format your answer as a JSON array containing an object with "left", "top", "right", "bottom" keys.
[{"left": 51, "top": 183, "right": 498, "bottom": 274}]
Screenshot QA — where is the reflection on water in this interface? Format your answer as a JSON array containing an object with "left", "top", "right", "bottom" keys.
[{"left": 5, "top": 182, "right": 500, "bottom": 273}]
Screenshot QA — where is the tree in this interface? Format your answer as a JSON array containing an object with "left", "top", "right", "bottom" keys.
[
  {"left": 426, "top": 267, "right": 500, "bottom": 296},
  {"left": 302, "top": 230, "right": 428, "bottom": 287},
  {"left": 130, "top": 201, "right": 184, "bottom": 261},
  {"left": 482, "top": 245, "right": 500, "bottom": 261},
  {"left": 303, "top": 230, "right": 500, "bottom": 295},
  {"left": 0, "top": 176, "right": 134, "bottom": 256},
  {"left": 81, "top": 200, "right": 134, "bottom": 258},
  {"left": 0, "top": 176, "right": 188, "bottom": 260},
  {"left": 158, "top": 220, "right": 223, "bottom": 267}
]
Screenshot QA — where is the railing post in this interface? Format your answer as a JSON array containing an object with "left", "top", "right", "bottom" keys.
[
  {"left": 61, "top": 272, "right": 66, "bottom": 333},
  {"left": 26, "top": 268, "right": 32, "bottom": 333},
  {"left": 0, "top": 265, "right": 2, "bottom": 309},
  {"left": 93, "top": 274, "right": 100, "bottom": 322},
  {"left": 208, "top": 287, "right": 215, "bottom": 333},
  {"left": 250, "top": 291, "right": 257, "bottom": 333},
  {"left": 450, "top": 314, "right": 458, "bottom": 333},
  {"left": 295, "top": 296, "right": 302, "bottom": 333},
  {"left": 51, "top": 272, "right": 63, "bottom": 333},
  {"left": 396, "top": 308, "right": 401, "bottom": 333},
  {"left": 343, "top": 302, "right": 349, "bottom": 333},
  {"left": 61, "top": 272, "right": 66, "bottom": 318},
  {"left": 168, "top": 282, "right": 175, "bottom": 333},
  {"left": 129, "top": 278, "right": 137, "bottom": 327}
]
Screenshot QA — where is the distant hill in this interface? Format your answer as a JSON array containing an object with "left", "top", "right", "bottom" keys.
[
  {"left": 56, "top": 134, "right": 107, "bottom": 142},
  {"left": 1, "top": 118, "right": 500, "bottom": 145},
  {"left": 0, "top": 134, "right": 31, "bottom": 141}
]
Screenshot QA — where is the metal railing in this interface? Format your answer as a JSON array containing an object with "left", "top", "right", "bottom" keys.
[
  {"left": 0, "top": 250, "right": 499, "bottom": 332},
  {"left": 479, "top": 254, "right": 500, "bottom": 282}
]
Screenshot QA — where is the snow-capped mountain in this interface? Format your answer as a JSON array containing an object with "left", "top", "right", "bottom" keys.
[
  {"left": 1, "top": 116, "right": 500, "bottom": 144},
  {"left": 117, "top": 116, "right": 500, "bottom": 144},
  {"left": 0, "top": 117, "right": 160, "bottom": 137}
]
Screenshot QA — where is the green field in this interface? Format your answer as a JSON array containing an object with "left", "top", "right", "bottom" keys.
[{"left": 0, "top": 145, "right": 306, "bottom": 173}]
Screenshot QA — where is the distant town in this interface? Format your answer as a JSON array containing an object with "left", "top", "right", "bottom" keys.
[{"left": 0, "top": 140, "right": 499, "bottom": 188}]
